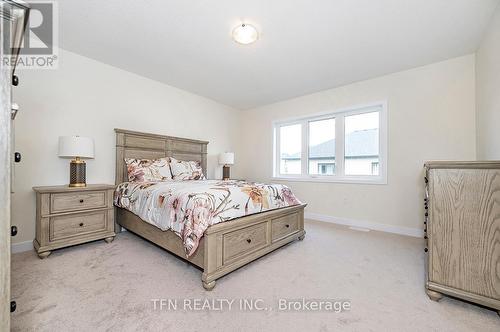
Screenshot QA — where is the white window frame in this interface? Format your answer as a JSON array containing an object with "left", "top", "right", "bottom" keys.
[{"left": 272, "top": 101, "right": 387, "bottom": 185}]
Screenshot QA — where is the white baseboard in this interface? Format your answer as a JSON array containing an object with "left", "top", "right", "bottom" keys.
[
  {"left": 11, "top": 240, "right": 33, "bottom": 254},
  {"left": 305, "top": 212, "right": 423, "bottom": 238}
]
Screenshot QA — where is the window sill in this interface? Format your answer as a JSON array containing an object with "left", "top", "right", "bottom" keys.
[{"left": 271, "top": 176, "right": 387, "bottom": 185}]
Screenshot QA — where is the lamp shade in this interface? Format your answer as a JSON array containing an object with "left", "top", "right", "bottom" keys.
[
  {"left": 219, "top": 152, "right": 234, "bottom": 165},
  {"left": 58, "top": 136, "right": 94, "bottom": 159}
]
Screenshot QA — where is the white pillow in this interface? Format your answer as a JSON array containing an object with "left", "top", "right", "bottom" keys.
[
  {"left": 125, "top": 157, "right": 172, "bottom": 182},
  {"left": 169, "top": 157, "right": 206, "bottom": 180}
]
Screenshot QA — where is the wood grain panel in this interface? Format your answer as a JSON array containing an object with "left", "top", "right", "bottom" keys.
[
  {"left": 425, "top": 161, "right": 500, "bottom": 169},
  {"left": 51, "top": 191, "right": 106, "bottom": 214},
  {"left": 429, "top": 168, "right": 500, "bottom": 300},
  {"left": 170, "top": 140, "right": 202, "bottom": 153},
  {"left": 123, "top": 148, "right": 166, "bottom": 160},
  {"left": 33, "top": 184, "right": 116, "bottom": 193},
  {"left": 115, "top": 129, "right": 208, "bottom": 184},
  {"left": 124, "top": 135, "right": 165, "bottom": 150},
  {"left": 50, "top": 210, "right": 107, "bottom": 241},
  {"left": 33, "top": 185, "right": 116, "bottom": 256},
  {"left": 171, "top": 152, "right": 202, "bottom": 163},
  {"left": 272, "top": 213, "right": 299, "bottom": 241},
  {"left": 223, "top": 222, "right": 268, "bottom": 263}
]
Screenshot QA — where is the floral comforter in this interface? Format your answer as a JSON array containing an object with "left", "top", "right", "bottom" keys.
[{"left": 114, "top": 180, "right": 301, "bottom": 256}]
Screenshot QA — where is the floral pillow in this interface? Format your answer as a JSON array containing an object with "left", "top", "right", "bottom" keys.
[
  {"left": 169, "top": 157, "right": 206, "bottom": 180},
  {"left": 125, "top": 157, "right": 172, "bottom": 182}
]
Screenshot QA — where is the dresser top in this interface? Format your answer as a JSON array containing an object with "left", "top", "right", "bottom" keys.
[
  {"left": 33, "top": 184, "right": 116, "bottom": 193},
  {"left": 425, "top": 161, "right": 500, "bottom": 169}
]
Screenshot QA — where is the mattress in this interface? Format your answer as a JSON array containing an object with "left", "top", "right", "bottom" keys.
[{"left": 114, "top": 180, "right": 301, "bottom": 256}]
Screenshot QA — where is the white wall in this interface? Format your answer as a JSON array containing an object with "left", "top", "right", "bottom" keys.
[
  {"left": 476, "top": 4, "right": 500, "bottom": 160},
  {"left": 11, "top": 49, "right": 242, "bottom": 244},
  {"left": 239, "top": 55, "right": 477, "bottom": 234}
]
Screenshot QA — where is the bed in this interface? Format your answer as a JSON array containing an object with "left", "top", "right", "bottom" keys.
[{"left": 114, "top": 128, "right": 306, "bottom": 290}]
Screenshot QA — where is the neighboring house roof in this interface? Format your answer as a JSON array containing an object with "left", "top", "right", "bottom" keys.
[
  {"left": 345, "top": 128, "right": 379, "bottom": 157},
  {"left": 308, "top": 138, "right": 335, "bottom": 159},
  {"left": 282, "top": 128, "right": 378, "bottom": 159}
]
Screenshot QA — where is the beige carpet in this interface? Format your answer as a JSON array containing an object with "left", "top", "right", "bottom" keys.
[{"left": 11, "top": 220, "right": 500, "bottom": 331}]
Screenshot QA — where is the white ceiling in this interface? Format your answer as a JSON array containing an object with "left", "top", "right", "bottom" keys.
[{"left": 57, "top": 0, "right": 499, "bottom": 110}]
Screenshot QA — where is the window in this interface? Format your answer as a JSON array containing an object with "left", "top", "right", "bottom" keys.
[
  {"left": 309, "top": 118, "right": 335, "bottom": 175},
  {"left": 344, "top": 112, "right": 379, "bottom": 176},
  {"left": 279, "top": 124, "right": 301, "bottom": 175},
  {"left": 273, "top": 103, "right": 387, "bottom": 184}
]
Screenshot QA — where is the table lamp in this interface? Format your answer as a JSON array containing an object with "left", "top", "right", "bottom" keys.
[
  {"left": 58, "top": 136, "right": 94, "bottom": 187},
  {"left": 219, "top": 152, "right": 234, "bottom": 180}
]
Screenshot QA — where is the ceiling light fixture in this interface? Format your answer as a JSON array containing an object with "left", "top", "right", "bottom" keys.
[{"left": 232, "top": 23, "right": 258, "bottom": 45}]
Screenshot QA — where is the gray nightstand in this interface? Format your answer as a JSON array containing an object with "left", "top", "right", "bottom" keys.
[{"left": 32, "top": 184, "right": 116, "bottom": 259}]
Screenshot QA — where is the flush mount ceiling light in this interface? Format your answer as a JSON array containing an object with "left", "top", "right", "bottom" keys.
[{"left": 232, "top": 23, "right": 258, "bottom": 45}]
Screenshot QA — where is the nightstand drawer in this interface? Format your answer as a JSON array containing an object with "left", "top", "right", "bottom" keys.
[
  {"left": 51, "top": 191, "right": 107, "bottom": 213},
  {"left": 50, "top": 210, "right": 108, "bottom": 242}
]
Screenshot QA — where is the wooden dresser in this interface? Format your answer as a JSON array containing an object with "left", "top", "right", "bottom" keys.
[
  {"left": 424, "top": 161, "right": 500, "bottom": 314},
  {"left": 32, "top": 184, "right": 116, "bottom": 258}
]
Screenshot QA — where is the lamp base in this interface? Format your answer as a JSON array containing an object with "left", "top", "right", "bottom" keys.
[
  {"left": 222, "top": 165, "right": 230, "bottom": 181},
  {"left": 69, "top": 159, "right": 86, "bottom": 187},
  {"left": 69, "top": 183, "right": 87, "bottom": 188}
]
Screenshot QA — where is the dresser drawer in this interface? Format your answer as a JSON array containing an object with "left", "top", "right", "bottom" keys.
[
  {"left": 223, "top": 222, "right": 268, "bottom": 263},
  {"left": 51, "top": 191, "right": 107, "bottom": 213},
  {"left": 272, "top": 213, "right": 299, "bottom": 241},
  {"left": 50, "top": 210, "right": 108, "bottom": 242}
]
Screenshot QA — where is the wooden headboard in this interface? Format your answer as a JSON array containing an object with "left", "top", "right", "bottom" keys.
[{"left": 115, "top": 128, "right": 208, "bottom": 184}]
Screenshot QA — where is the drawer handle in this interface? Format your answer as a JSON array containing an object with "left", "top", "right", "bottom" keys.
[
  {"left": 424, "top": 248, "right": 428, "bottom": 252},
  {"left": 79, "top": 199, "right": 84, "bottom": 203},
  {"left": 246, "top": 238, "right": 252, "bottom": 244},
  {"left": 79, "top": 223, "right": 84, "bottom": 227},
  {"left": 285, "top": 224, "right": 290, "bottom": 228}
]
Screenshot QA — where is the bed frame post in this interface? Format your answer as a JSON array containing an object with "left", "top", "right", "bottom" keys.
[
  {"left": 115, "top": 132, "right": 124, "bottom": 233},
  {"left": 201, "top": 231, "right": 219, "bottom": 290}
]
